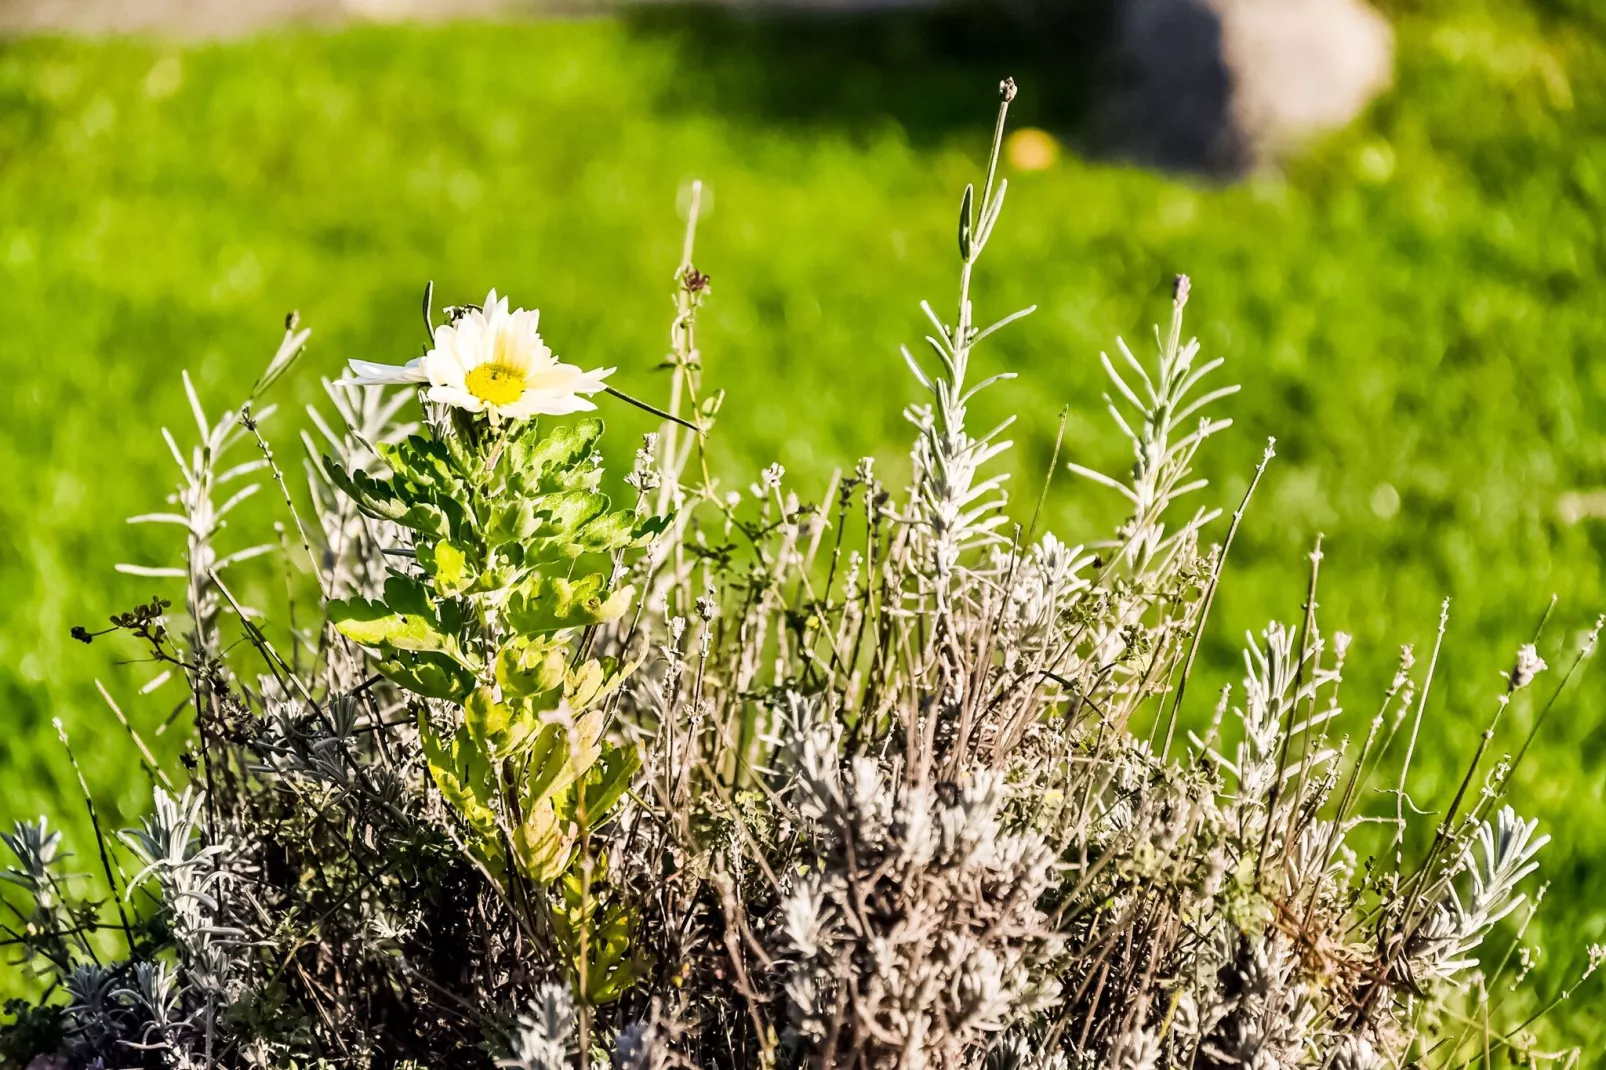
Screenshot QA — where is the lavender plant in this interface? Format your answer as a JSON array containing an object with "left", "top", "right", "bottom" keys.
[{"left": 2, "top": 81, "right": 1598, "bottom": 1070}]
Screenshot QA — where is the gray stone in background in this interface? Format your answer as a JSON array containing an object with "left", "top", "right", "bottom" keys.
[
  {"left": 1109, "top": 0, "right": 1394, "bottom": 174},
  {"left": 1223, "top": 0, "right": 1393, "bottom": 156}
]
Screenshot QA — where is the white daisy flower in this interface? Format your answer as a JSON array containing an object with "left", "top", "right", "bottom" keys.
[{"left": 340, "top": 289, "right": 614, "bottom": 420}]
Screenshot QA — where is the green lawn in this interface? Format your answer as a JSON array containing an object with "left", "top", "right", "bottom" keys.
[{"left": 2, "top": 0, "right": 1605, "bottom": 1050}]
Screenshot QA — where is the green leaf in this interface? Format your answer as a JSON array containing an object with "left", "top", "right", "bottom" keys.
[
  {"left": 539, "top": 490, "right": 610, "bottom": 539},
  {"left": 531, "top": 511, "right": 667, "bottom": 565},
  {"left": 418, "top": 714, "right": 506, "bottom": 879},
  {"left": 583, "top": 742, "right": 640, "bottom": 827},
  {"left": 464, "top": 686, "right": 510, "bottom": 751},
  {"left": 520, "top": 723, "right": 571, "bottom": 807},
  {"left": 324, "top": 457, "right": 407, "bottom": 522},
  {"left": 398, "top": 501, "right": 453, "bottom": 540},
  {"left": 496, "top": 640, "right": 568, "bottom": 699},
  {"left": 958, "top": 181, "right": 974, "bottom": 260},
  {"left": 587, "top": 958, "right": 642, "bottom": 1006},
  {"left": 551, "top": 861, "right": 646, "bottom": 1005},
  {"left": 377, "top": 434, "right": 461, "bottom": 489},
  {"left": 420, "top": 539, "right": 476, "bottom": 596},
  {"left": 330, "top": 599, "right": 448, "bottom": 652},
  {"left": 488, "top": 499, "right": 540, "bottom": 547},
  {"left": 511, "top": 798, "right": 575, "bottom": 885},
  {"left": 464, "top": 686, "right": 542, "bottom": 759},
  {"left": 518, "top": 705, "right": 606, "bottom": 816},
  {"left": 381, "top": 572, "right": 455, "bottom": 624},
  {"left": 418, "top": 717, "right": 495, "bottom": 821},
  {"left": 325, "top": 456, "right": 455, "bottom": 539},
  {"left": 632, "top": 513, "right": 672, "bottom": 541},
  {"left": 324, "top": 456, "right": 459, "bottom": 540},
  {"left": 507, "top": 418, "right": 605, "bottom": 496},
  {"left": 565, "top": 656, "right": 635, "bottom": 711},
  {"left": 505, "top": 574, "right": 635, "bottom": 635},
  {"left": 562, "top": 509, "right": 648, "bottom": 557},
  {"left": 374, "top": 650, "right": 476, "bottom": 701},
  {"left": 576, "top": 510, "right": 636, "bottom": 552},
  {"left": 566, "top": 659, "right": 606, "bottom": 710},
  {"left": 582, "top": 903, "right": 643, "bottom": 1005},
  {"left": 330, "top": 573, "right": 459, "bottom": 652}
]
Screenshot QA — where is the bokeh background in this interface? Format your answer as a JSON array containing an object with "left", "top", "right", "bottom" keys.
[{"left": 2, "top": 0, "right": 1605, "bottom": 1051}]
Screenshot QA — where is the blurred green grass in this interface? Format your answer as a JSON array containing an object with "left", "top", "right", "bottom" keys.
[{"left": 2, "top": 0, "right": 1605, "bottom": 1049}]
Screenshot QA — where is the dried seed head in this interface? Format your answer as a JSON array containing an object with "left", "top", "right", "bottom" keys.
[{"left": 1509, "top": 643, "right": 1547, "bottom": 691}]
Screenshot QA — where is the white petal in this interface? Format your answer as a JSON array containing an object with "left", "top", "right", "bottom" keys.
[
  {"left": 498, "top": 327, "right": 541, "bottom": 376},
  {"left": 337, "top": 357, "right": 428, "bottom": 386},
  {"left": 502, "top": 390, "right": 598, "bottom": 418},
  {"left": 463, "top": 316, "right": 495, "bottom": 371},
  {"left": 422, "top": 345, "right": 469, "bottom": 388},
  {"left": 482, "top": 291, "right": 509, "bottom": 329},
  {"left": 495, "top": 396, "right": 541, "bottom": 419},
  {"left": 426, "top": 385, "right": 484, "bottom": 412}
]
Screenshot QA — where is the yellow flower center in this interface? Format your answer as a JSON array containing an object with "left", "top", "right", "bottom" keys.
[{"left": 465, "top": 362, "right": 526, "bottom": 407}]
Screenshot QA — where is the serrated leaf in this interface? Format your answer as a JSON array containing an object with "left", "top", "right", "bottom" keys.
[
  {"left": 521, "top": 507, "right": 655, "bottom": 569},
  {"left": 418, "top": 714, "right": 506, "bottom": 878},
  {"left": 382, "top": 571, "right": 460, "bottom": 627},
  {"left": 583, "top": 907, "right": 644, "bottom": 1005},
  {"left": 377, "top": 434, "right": 461, "bottom": 489},
  {"left": 324, "top": 457, "right": 455, "bottom": 539},
  {"left": 507, "top": 418, "right": 605, "bottom": 495},
  {"left": 504, "top": 574, "right": 635, "bottom": 635},
  {"left": 569, "top": 510, "right": 638, "bottom": 555},
  {"left": 396, "top": 500, "right": 454, "bottom": 541},
  {"left": 464, "top": 686, "right": 542, "bottom": 760},
  {"left": 511, "top": 798, "right": 574, "bottom": 885},
  {"left": 464, "top": 686, "right": 511, "bottom": 752},
  {"left": 331, "top": 573, "right": 463, "bottom": 655},
  {"left": 551, "top": 861, "right": 645, "bottom": 1004},
  {"left": 330, "top": 599, "right": 447, "bottom": 653},
  {"left": 374, "top": 650, "right": 476, "bottom": 702},
  {"left": 566, "top": 660, "right": 607, "bottom": 711},
  {"left": 420, "top": 539, "right": 475, "bottom": 596},
  {"left": 324, "top": 457, "right": 407, "bottom": 522},
  {"left": 566, "top": 656, "right": 636, "bottom": 711},
  {"left": 539, "top": 490, "right": 610, "bottom": 541},
  {"left": 488, "top": 499, "right": 540, "bottom": 547},
  {"left": 496, "top": 640, "right": 568, "bottom": 699},
  {"left": 583, "top": 742, "right": 641, "bottom": 828},
  {"left": 521, "top": 723, "right": 572, "bottom": 807},
  {"left": 632, "top": 513, "right": 672, "bottom": 542}
]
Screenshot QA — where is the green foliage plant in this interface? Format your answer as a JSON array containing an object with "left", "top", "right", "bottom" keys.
[
  {"left": 321, "top": 321, "right": 671, "bottom": 1024},
  {"left": 327, "top": 409, "right": 655, "bottom": 892}
]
